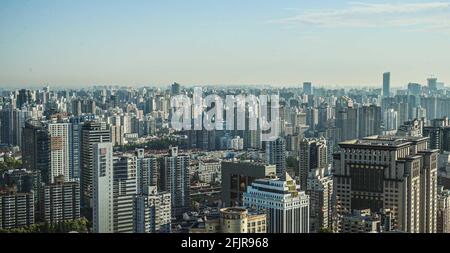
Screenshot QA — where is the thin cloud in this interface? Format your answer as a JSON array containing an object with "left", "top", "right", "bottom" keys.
[{"left": 269, "top": 2, "right": 450, "bottom": 30}]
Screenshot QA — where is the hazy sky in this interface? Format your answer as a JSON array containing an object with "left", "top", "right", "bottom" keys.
[{"left": 1, "top": 0, "right": 450, "bottom": 88}]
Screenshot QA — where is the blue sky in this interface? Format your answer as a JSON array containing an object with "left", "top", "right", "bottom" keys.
[{"left": 1, "top": 0, "right": 450, "bottom": 88}]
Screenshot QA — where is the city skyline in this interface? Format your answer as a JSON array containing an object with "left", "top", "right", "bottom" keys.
[{"left": 1, "top": 0, "right": 450, "bottom": 87}]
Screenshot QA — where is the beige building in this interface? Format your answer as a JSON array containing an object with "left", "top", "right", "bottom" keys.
[
  {"left": 334, "top": 136, "right": 438, "bottom": 233},
  {"left": 190, "top": 207, "right": 266, "bottom": 233}
]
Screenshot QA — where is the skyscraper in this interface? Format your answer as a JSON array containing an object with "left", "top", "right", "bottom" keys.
[
  {"left": 159, "top": 147, "right": 190, "bottom": 217},
  {"left": 113, "top": 155, "right": 138, "bottom": 233},
  {"left": 303, "top": 82, "right": 312, "bottom": 95},
  {"left": 22, "top": 120, "right": 50, "bottom": 184},
  {"left": 243, "top": 174, "right": 310, "bottom": 233},
  {"left": 383, "top": 72, "right": 390, "bottom": 97},
  {"left": 265, "top": 137, "right": 286, "bottom": 178},
  {"left": 135, "top": 149, "right": 158, "bottom": 195},
  {"left": 81, "top": 122, "right": 111, "bottom": 208},
  {"left": 48, "top": 122, "right": 73, "bottom": 183},
  {"left": 334, "top": 136, "right": 438, "bottom": 233},
  {"left": 358, "top": 105, "right": 382, "bottom": 138},
  {"left": 298, "top": 137, "right": 328, "bottom": 191},
  {"left": 92, "top": 142, "right": 114, "bottom": 233}
]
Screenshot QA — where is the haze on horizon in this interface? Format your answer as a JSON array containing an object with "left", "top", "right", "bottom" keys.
[{"left": 1, "top": 0, "right": 450, "bottom": 88}]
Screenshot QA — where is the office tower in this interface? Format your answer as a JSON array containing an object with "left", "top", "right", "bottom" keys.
[
  {"left": 113, "top": 155, "right": 137, "bottom": 233},
  {"left": 0, "top": 188, "right": 35, "bottom": 229},
  {"left": 69, "top": 116, "right": 95, "bottom": 182},
  {"left": 48, "top": 122, "right": 73, "bottom": 183},
  {"left": 171, "top": 82, "right": 181, "bottom": 96},
  {"left": 383, "top": 108, "right": 398, "bottom": 131},
  {"left": 92, "top": 142, "right": 114, "bottom": 233},
  {"left": 303, "top": 82, "right": 312, "bottom": 95},
  {"left": 306, "top": 107, "right": 319, "bottom": 131},
  {"left": 383, "top": 72, "right": 390, "bottom": 97},
  {"left": 221, "top": 161, "right": 276, "bottom": 207},
  {"left": 265, "top": 137, "right": 286, "bottom": 177},
  {"left": 243, "top": 174, "right": 310, "bottom": 233},
  {"left": 437, "top": 186, "right": 450, "bottom": 233},
  {"left": 16, "top": 89, "right": 32, "bottom": 108},
  {"left": 358, "top": 105, "right": 382, "bottom": 138},
  {"left": 0, "top": 108, "right": 13, "bottom": 145},
  {"left": 81, "top": 121, "right": 111, "bottom": 207},
  {"left": 135, "top": 186, "right": 171, "bottom": 233},
  {"left": 12, "top": 109, "right": 32, "bottom": 147},
  {"left": 428, "top": 77, "right": 438, "bottom": 92},
  {"left": 135, "top": 149, "right": 158, "bottom": 195},
  {"left": 22, "top": 120, "right": 50, "bottom": 184},
  {"left": 40, "top": 175, "right": 80, "bottom": 223},
  {"left": 334, "top": 136, "right": 438, "bottom": 233},
  {"left": 307, "top": 168, "right": 333, "bottom": 232},
  {"left": 298, "top": 138, "right": 328, "bottom": 191},
  {"left": 159, "top": 147, "right": 190, "bottom": 217},
  {"left": 335, "top": 97, "right": 358, "bottom": 141}
]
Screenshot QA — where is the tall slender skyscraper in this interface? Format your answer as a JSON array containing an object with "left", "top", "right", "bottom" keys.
[
  {"left": 159, "top": 147, "right": 190, "bottom": 217},
  {"left": 112, "top": 155, "right": 137, "bottom": 233},
  {"left": 22, "top": 120, "right": 50, "bottom": 183},
  {"left": 383, "top": 72, "right": 390, "bottom": 97},
  {"left": 81, "top": 122, "right": 111, "bottom": 208},
  {"left": 92, "top": 142, "right": 114, "bottom": 233},
  {"left": 265, "top": 137, "right": 286, "bottom": 178},
  {"left": 48, "top": 122, "right": 73, "bottom": 183}
]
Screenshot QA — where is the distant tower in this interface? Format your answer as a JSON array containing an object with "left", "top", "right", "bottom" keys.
[
  {"left": 303, "top": 82, "right": 313, "bottom": 95},
  {"left": 171, "top": 82, "right": 181, "bottom": 96},
  {"left": 428, "top": 77, "right": 438, "bottom": 92},
  {"left": 383, "top": 72, "right": 390, "bottom": 97}
]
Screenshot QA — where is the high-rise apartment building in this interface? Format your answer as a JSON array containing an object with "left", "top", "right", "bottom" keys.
[
  {"left": 0, "top": 188, "right": 34, "bottom": 229},
  {"left": 298, "top": 137, "right": 328, "bottom": 190},
  {"left": 134, "top": 186, "right": 171, "bottom": 233},
  {"left": 22, "top": 120, "right": 50, "bottom": 183},
  {"left": 40, "top": 175, "right": 80, "bottom": 223},
  {"left": 265, "top": 137, "right": 286, "bottom": 177},
  {"left": 159, "top": 147, "right": 190, "bottom": 217},
  {"left": 113, "top": 155, "right": 138, "bottom": 233},
  {"left": 135, "top": 149, "right": 158, "bottom": 195},
  {"left": 48, "top": 122, "right": 73, "bottom": 183},
  {"left": 81, "top": 121, "right": 111, "bottom": 207},
  {"left": 92, "top": 142, "right": 114, "bottom": 233},
  {"left": 334, "top": 136, "right": 438, "bottom": 233}
]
